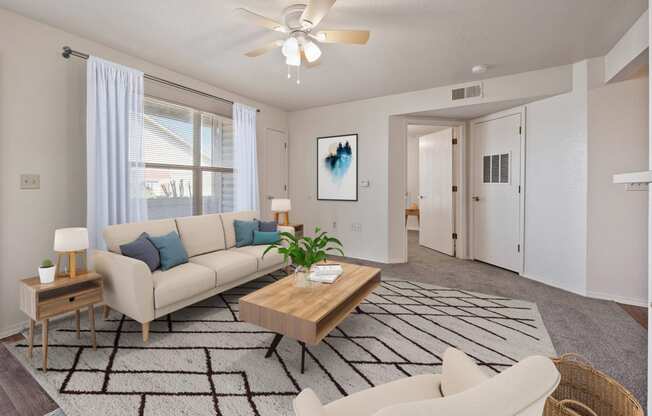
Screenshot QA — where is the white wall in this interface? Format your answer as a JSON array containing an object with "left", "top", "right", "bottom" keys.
[
  {"left": 406, "top": 136, "right": 420, "bottom": 230},
  {"left": 522, "top": 61, "right": 590, "bottom": 295},
  {"left": 586, "top": 74, "right": 649, "bottom": 306},
  {"left": 0, "top": 8, "right": 288, "bottom": 337},
  {"left": 289, "top": 65, "right": 572, "bottom": 263}
]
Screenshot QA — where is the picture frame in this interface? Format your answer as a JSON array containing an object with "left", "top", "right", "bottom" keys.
[{"left": 316, "top": 134, "right": 358, "bottom": 201}]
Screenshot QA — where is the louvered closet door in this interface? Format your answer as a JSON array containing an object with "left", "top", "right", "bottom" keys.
[{"left": 472, "top": 114, "right": 522, "bottom": 272}]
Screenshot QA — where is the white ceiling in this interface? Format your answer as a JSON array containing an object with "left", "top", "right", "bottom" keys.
[
  {"left": 1, "top": 0, "right": 646, "bottom": 111},
  {"left": 407, "top": 125, "right": 448, "bottom": 140}
]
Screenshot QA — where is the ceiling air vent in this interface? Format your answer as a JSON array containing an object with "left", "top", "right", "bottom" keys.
[{"left": 452, "top": 84, "right": 483, "bottom": 101}]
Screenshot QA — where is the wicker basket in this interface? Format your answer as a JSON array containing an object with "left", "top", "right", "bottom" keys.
[{"left": 544, "top": 353, "right": 643, "bottom": 416}]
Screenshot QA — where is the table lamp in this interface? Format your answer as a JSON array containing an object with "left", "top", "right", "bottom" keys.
[
  {"left": 54, "top": 227, "right": 89, "bottom": 278},
  {"left": 271, "top": 198, "right": 291, "bottom": 226}
]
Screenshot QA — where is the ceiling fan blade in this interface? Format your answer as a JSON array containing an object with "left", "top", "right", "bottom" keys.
[
  {"left": 314, "top": 30, "right": 370, "bottom": 44},
  {"left": 235, "top": 8, "right": 286, "bottom": 32},
  {"left": 301, "top": 50, "right": 321, "bottom": 68},
  {"left": 301, "top": 0, "right": 336, "bottom": 28},
  {"left": 245, "top": 40, "right": 284, "bottom": 58}
]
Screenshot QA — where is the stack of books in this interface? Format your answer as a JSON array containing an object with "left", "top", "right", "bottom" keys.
[{"left": 309, "top": 264, "right": 343, "bottom": 284}]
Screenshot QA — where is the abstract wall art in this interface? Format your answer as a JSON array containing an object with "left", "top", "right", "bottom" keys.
[{"left": 317, "top": 134, "right": 358, "bottom": 201}]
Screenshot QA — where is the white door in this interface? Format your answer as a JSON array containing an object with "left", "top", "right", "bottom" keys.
[
  {"left": 418, "top": 128, "right": 454, "bottom": 256},
  {"left": 263, "top": 129, "right": 289, "bottom": 220},
  {"left": 472, "top": 114, "right": 522, "bottom": 272}
]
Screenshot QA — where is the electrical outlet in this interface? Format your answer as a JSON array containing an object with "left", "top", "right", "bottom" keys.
[
  {"left": 20, "top": 174, "right": 40, "bottom": 190},
  {"left": 351, "top": 222, "right": 362, "bottom": 232},
  {"left": 332, "top": 221, "right": 337, "bottom": 230}
]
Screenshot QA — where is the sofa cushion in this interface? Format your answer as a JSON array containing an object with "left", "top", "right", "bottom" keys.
[
  {"left": 220, "top": 211, "right": 257, "bottom": 248},
  {"left": 176, "top": 214, "right": 226, "bottom": 257},
  {"left": 104, "top": 218, "right": 178, "bottom": 254},
  {"left": 148, "top": 231, "right": 189, "bottom": 271},
  {"left": 441, "top": 347, "right": 490, "bottom": 396},
  {"left": 119, "top": 232, "right": 160, "bottom": 272},
  {"left": 152, "top": 263, "right": 216, "bottom": 309},
  {"left": 234, "top": 244, "right": 285, "bottom": 270},
  {"left": 190, "top": 250, "right": 258, "bottom": 287}
]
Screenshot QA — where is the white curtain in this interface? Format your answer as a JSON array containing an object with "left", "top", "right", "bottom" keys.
[
  {"left": 233, "top": 103, "right": 259, "bottom": 211},
  {"left": 86, "top": 56, "right": 147, "bottom": 249}
]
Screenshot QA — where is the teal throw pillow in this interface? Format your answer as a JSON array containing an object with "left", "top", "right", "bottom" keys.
[
  {"left": 234, "top": 220, "right": 259, "bottom": 247},
  {"left": 148, "top": 231, "right": 188, "bottom": 271},
  {"left": 253, "top": 231, "right": 280, "bottom": 245}
]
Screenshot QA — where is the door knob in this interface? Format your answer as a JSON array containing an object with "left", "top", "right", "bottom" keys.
[
  {"left": 472, "top": 196, "right": 480, "bottom": 202},
  {"left": 419, "top": 195, "right": 424, "bottom": 199},
  {"left": 267, "top": 195, "right": 274, "bottom": 200}
]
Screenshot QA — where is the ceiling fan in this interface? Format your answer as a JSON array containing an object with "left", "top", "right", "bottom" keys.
[{"left": 236, "top": 0, "right": 370, "bottom": 83}]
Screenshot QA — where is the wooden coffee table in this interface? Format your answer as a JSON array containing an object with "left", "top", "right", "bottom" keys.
[{"left": 239, "top": 262, "right": 381, "bottom": 373}]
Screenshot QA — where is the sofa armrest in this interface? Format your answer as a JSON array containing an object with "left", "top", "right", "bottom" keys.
[
  {"left": 373, "top": 356, "right": 560, "bottom": 416},
  {"left": 293, "top": 389, "right": 325, "bottom": 416},
  {"left": 92, "top": 249, "right": 155, "bottom": 323}
]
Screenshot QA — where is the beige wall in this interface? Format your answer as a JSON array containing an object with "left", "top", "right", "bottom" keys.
[
  {"left": 0, "top": 8, "right": 288, "bottom": 337},
  {"left": 289, "top": 65, "right": 572, "bottom": 263},
  {"left": 587, "top": 74, "right": 649, "bottom": 306}
]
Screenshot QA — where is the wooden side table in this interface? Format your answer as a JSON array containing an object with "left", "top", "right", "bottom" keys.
[
  {"left": 289, "top": 223, "right": 304, "bottom": 238},
  {"left": 19, "top": 272, "right": 103, "bottom": 372}
]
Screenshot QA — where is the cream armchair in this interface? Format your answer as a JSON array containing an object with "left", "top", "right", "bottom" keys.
[{"left": 293, "top": 348, "right": 560, "bottom": 416}]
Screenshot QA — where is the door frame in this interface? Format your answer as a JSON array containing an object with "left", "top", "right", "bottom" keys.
[
  {"left": 261, "top": 128, "right": 289, "bottom": 221},
  {"left": 398, "top": 117, "right": 468, "bottom": 263},
  {"left": 469, "top": 106, "right": 527, "bottom": 274}
]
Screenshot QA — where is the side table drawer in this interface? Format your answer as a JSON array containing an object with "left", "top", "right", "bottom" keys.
[{"left": 38, "top": 288, "right": 103, "bottom": 320}]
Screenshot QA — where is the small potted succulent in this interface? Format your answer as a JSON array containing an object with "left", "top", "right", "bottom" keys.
[{"left": 38, "top": 258, "right": 56, "bottom": 284}]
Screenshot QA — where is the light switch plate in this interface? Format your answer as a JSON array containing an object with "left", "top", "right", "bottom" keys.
[{"left": 20, "top": 174, "right": 40, "bottom": 190}]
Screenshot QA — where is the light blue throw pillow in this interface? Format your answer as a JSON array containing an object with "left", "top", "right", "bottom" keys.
[
  {"left": 253, "top": 231, "right": 280, "bottom": 245},
  {"left": 148, "top": 231, "right": 188, "bottom": 271},
  {"left": 234, "top": 220, "right": 259, "bottom": 247}
]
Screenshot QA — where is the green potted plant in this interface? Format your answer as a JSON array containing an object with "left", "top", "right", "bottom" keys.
[
  {"left": 263, "top": 227, "right": 344, "bottom": 283},
  {"left": 38, "top": 258, "right": 56, "bottom": 284}
]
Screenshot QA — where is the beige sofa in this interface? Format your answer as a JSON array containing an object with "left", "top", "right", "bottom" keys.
[
  {"left": 93, "top": 211, "right": 291, "bottom": 342},
  {"left": 294, "top": 348, "right": 560, "bottom": 416}
]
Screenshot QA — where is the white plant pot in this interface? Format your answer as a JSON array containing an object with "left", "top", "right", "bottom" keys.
[{"left": 38, "top": 266, "right": 56, "bottom": 284}]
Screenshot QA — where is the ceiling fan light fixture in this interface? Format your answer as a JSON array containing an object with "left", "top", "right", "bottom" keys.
[
  {"left": 286, "top": 49, "right": 301, "bottom": 66},
  {"left": 281, "top": 37, "right": 299, "bottom": 58},
  {"left": 313, "top": 32, "right": 327, "bottom": 42},
  {"left": 303, "top": 41, "right": 322, "bottom": 63}
]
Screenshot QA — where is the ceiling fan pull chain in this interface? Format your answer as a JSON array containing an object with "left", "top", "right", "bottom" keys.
[
  {"left": 287, "top": 64, "right": 291, "bottom": 79},
  {"left": 297, "top": 65, "right": 301, "bottom": 85}
]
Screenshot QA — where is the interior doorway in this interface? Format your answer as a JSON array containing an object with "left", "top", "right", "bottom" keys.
[
  {"left": 406, "top": 124, "right": 459, "bottom": 257},
  {"left": 262, "top": 128, "right": 289, "bottom": 220}
]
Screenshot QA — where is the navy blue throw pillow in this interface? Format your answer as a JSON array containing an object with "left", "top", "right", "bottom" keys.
[
  {"left": 257, "top": 220, "right": 278, "bottom": 232},
  {"left": 119, "top": 232, "right": 160, "bottom": 272}
]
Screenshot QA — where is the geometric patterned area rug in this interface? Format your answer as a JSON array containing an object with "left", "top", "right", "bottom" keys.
[{"left": 7, "top": 273, "right": 556, "bottom": 416}]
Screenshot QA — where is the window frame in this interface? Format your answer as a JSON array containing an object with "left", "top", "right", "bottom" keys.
[{"left": 143, "top": 97, "right": 234, "bottom": 217}]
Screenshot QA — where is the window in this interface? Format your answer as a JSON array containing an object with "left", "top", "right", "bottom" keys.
[{"left": 143, "top": 97, "right": 234, "bottom": 219}]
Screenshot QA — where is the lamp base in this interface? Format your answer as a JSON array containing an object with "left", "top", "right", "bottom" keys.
[
  {"left": 274, "top": 212, "right": 290, "bottom": 226},
  {"left": 55, "top": 250, "right": 87, "bottom": 278}
]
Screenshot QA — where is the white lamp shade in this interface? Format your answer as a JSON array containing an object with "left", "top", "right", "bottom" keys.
[
  {"left": 303, "top": 41, "right": 322, "bottom": 63},
  {"left": 285, "top": 49, "right": 301, "bottom": 66},
  {"left": 54, "top": 227, "right": 89, "bottom": 252},
  {"left": 271, "top": 198, "right": 291, "bottom": 212},
  {"left": 281, "top": 37, "right": 299, "bottom": 58}
]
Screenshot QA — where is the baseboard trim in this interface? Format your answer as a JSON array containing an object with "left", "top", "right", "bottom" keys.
[
  {"left": 519, "top": 272, "right": 587, "bottom": 297},
  {"left": 0, "top": 320, "right": 28, "bottom": 340},
  {"left": 586, "top": 291, "right": 647, "bottom": 308}
]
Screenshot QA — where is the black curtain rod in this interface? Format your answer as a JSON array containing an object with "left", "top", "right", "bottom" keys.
[{"left": 61, "top": 46, "right": 260, "bottom": 113}]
